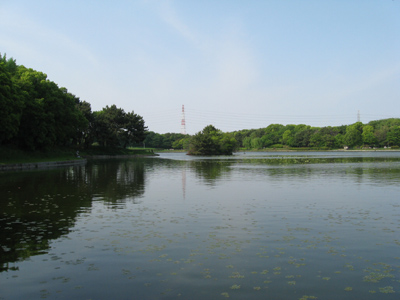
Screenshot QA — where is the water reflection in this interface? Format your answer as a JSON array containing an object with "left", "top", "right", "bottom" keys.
[
  {"left": 158, "top": 153, "right": 400, "bottom": 187},
  {"left": 191, "top": 160, "right": 232, "bottom": 185},
  {"left": 1, "top": 153, "right": 400, "bottom": 299},
  {"left": 2, "top": 153, "right": 400, "bottom": 272},
  {"left": 0, "top": 159, "right": 147, "bottom": 272},
  {"left": 87, "top": 159, "right": 145, "bottom": 207}
]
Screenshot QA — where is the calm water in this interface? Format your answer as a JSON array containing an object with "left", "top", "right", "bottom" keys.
[{"left": 1, "top": 151, "right": 400, "bottom": 300}]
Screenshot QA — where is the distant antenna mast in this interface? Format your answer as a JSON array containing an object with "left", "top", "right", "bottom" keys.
[
  {"left": 181, "top": 105, "right": 186, "bottom": 135},
  {"left": 357, "top": 110, "right": 360, "bottom": 123}
]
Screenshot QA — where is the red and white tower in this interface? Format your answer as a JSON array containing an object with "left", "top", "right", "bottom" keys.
[{"left": 181, "top": 105, "right": 186, "bottom": 135}]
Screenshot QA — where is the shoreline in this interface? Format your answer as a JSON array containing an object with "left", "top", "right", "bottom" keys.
[
  {"left": 235, "top": 149, "right": 400, "bottom": 152},
  {"left": 2, "top": 150, "right": 398, "bottom": 171},
  {"left": 82, "top": 154, "right": 159, "bottom": 159},
  {"left": 0, "top": 159, "right": 87, "bottom": 171},
  {"left": 0, "top": 154, "right": 159, "bottom": 171}
]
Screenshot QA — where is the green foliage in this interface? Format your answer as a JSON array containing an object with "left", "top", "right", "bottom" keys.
[
  {"left": 0, "top": 53, "right": 18, "bottom": 74},
  {"left": 344, "top": 122, "right": 363, "bottom": 147},
  {"left": 143, "top": 132, "right": 188, "bottom": 149},
  {"left": 11, "top": 66, "right": 90, "bottom": 150},
  {"left": 310, "top": 127, "right": 338, "bottom": 148},
  {"left": 230, "top": 119, "right": 400, "bottom": 150},
  {"left": 260, "top": 125, "right": 286, "bottom": 148},
  {"left": 93, "top": 105, "right": 147, "bottom": 148},
  {"left": 292, "top": 125, "right": 314, "bottom": 147},
  {"left": 334, "top": 133, "right": 344, "bottom": 148},
  {"left": 0, "top": 60, "right": 23, "bottom": 143},
  {"left": 172, "top": 137, "right": 190, "bottom": 150},
  {"left": 242, "top": 136, "right": 252, "bottom": 149},
  {"left": 386, "top": 126, "right": 400, "bottom": 146},
  {"left": 362, "top": 125, "right": 377, "bottom": 146},
  {"left": 270, "top": 144, "right": 284, "bottom": 148},
  {"left": 76, "top": 100, "right": 94, "bottom": 147},
  {"left": 188, "top": 125, "right": 237, "bottom": 155},
  {"left": 0, "top": 53, "right": 147, "bottom": 152},
  {"left": 368, "top": 118, "right": 400, "bottom": 147},
  {"left": 282, "top": 129, "right": 293, "bottom": 146},
  {"left": 251, "top": 137, "right": 262, "bottom": 149}
]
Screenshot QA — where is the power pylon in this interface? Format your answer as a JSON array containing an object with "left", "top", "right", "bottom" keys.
[{"left": 181, "top": 105, "right": 186, "bottom": 135}]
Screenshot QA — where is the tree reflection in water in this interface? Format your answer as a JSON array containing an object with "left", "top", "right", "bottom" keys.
[{"left": 0, "top": 158, "right": 146, "bottom": 272}]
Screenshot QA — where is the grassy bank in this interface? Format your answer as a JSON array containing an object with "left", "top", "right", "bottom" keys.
[
  {"left": 153, "top": 149, "right": 186, "bottom": 153},
  {"left": 237, "top": 146, "right": 399, "bottom": 152},
  {"left": 82, "top": 146, "right": 155, "bottom": 156},
  {"left": 0, "top": 146, "right": 155, "bottom": 165},
  {"left": 0, "top": 147, "right": 78, "bottom": 164}
]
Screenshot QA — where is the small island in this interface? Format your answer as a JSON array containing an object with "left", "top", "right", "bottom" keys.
[{"left": 187, "top": 125, "right": 238, "bottom": 156}]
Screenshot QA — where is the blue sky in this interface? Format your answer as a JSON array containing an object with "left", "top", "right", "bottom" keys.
[{"left": 1, "top": 0, "right": 399, "bottom": 134}]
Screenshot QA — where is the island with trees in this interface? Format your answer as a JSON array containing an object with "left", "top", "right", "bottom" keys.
[{"left": 1, "top": 53, "right": 400, "bottom": 162}]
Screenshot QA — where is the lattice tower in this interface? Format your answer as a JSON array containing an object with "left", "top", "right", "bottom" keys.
[{"left": 181, "top": 105, "right": 186, "bottom": 135}]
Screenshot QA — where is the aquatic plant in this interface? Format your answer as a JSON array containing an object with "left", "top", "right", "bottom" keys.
[
  {"left": 379, "top": 286, "right": 395, "bottom": 294},
  {"left": 322, "top": 277, "right": 330, "bottom": 281},
  {"left": 229, "top": 272, "right": 245, "bottom": 279},
  {"left": 363, "top": 272, "right": 394, "bottom": 283},
  {"left": 221, "top": 292, "right": 229, "bottom": 297},
  {"left": 230, "top": 284, "right": 241, "bottom": 290},
  {"left": 299, "top": 296, "right": 317, "bottom": 300}
]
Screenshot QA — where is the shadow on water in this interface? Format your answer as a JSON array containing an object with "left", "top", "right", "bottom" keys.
[
  {"left": 0, "top": 158, "right": 147, "bottom": 272},
  {"left": 87, "top": 159, "right": 146, "bottom": 206},
  {"left": 191, "top": 160, "right": 232, "bottom": 185}
]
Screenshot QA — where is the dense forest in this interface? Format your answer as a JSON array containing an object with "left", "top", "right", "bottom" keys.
[
  {"left": 0, "top": 54, "right": 147, "bottom": 151},
  {"left": 145, "top": 118, "right": 400, "bottom": 153},
  {"left": 231, "top": 119, "right": 400, "bottom": 150},
  {"left": 1, "top": 53, "right": 399, "bottom": 155}
]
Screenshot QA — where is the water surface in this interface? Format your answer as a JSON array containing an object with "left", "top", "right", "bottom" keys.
[{"left": 1, "top": 152, "right": 400, "bottom": 299}]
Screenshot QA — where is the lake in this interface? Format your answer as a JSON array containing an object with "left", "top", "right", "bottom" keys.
[{"left": 1, "top": 151, "right": 400, "bottom": 299}]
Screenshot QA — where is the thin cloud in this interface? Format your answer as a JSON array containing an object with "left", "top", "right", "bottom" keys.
[
  {"left": 156, "top": 1, "right": 198, "bottom": 44},
  {"left": 0, "top": 8, "right": 98, "bottom": 67}
]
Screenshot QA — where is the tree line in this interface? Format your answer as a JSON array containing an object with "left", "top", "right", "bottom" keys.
[
  {"left": 143, "top": 118, "right": 400, "bottom": 154},
  {"left": 0, "top": 53, "right": 147, "bottom": 151},
  {"left": 143, "top": 132, "right": 188, "bottom": 149},
  {"left": 2, "top": 53, "right": 399, "bottom": 155},
  {"left": 232, "top": 119, "right": 400, "bottom": 150}
]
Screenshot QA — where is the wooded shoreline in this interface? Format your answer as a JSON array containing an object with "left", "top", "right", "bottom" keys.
[
  {"left": 0, "top": 153, "right": 159, "bottom": 171},
  {"left": 0, "top": 159, "right": 87, "bottom": 171}
]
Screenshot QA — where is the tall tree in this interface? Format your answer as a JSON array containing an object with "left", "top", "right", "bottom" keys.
[
  {"left": 0, "top": 61, "right": 23, "bottom": 144},
  {"left": 12, "top": 66, "right": 88, "bottom": 149},
  {"left": 386, "top": 126, "right": 400, "bottom": 146},
  {"left": 119, "top": 111, "right": 147, "bottom": 148},
  {"left": 93, "top": 105, "right": 147, "bottom": 148},
  {"left": 344, "top": 122, "right": 363, "bottom": 147},
  {"left": 76, "top": 100, "right": 93, "bottom": 148},
  {"left": 362, "top": 125, "right": 377, "bottom": 146}
]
